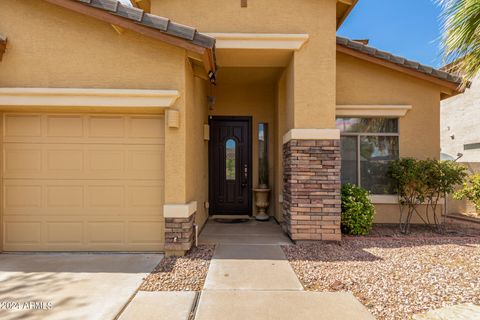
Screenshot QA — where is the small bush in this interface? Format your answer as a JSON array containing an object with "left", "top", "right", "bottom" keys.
[
  {"left": 388, "top": 158, "right": 467, "bottom": 233},
  {"left": 454, "top": 174, "right": 480, "bottom": 210},
  {"left": 341, "top": 184, "right": 375, "bottom": 235}
]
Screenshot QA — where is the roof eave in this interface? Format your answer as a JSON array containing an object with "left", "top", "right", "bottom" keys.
[
  {"left": 337, "top": 44, "right": 464, "bottom": 98},
  {"left": 337, "top": 0, "right": 358, "bottom": 29},
  {"left": 43, "top": 0, "right": 217, "bottom": 80}
]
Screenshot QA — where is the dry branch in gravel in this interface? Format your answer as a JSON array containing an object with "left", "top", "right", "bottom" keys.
[
  {"left": 140, "top": 245, "right": 215, "bottom": 291},
  {"left": 282, "top": 238, "right": 480, "bottom": 320}
]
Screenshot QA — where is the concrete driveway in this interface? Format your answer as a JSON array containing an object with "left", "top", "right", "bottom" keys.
[{"left": 0, "top": 253, "right": 162, "bottom": 320}]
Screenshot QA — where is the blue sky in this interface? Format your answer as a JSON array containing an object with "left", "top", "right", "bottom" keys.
[{"left": 338, "top": 0, "right": 445, "bottom": 68}]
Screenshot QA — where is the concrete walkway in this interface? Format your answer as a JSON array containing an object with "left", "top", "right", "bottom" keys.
[
  {"left": 118, "top": 292, "right": 197, "bottom": 320},
  {"left": 200, "top": 219, "right": 292, "bottom": 245},
  {"left": 120, "top": 219, "right": 374, "bottom": 320},
  {"left": 203, "top": 244, "right": 303, "bottom": 290},
  {"left": 195, "top": 291, "right": 375, "bottom": 320},
  {"left": 0, "top": 253, "right": 161, "bottom": 320},
  {"left": 194, "top": 219, "right": 374, "bottom": 319}
]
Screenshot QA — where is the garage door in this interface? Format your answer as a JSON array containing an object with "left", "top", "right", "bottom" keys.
[{"left": 1, "top": 113, "right": 165, "bottom": 251}]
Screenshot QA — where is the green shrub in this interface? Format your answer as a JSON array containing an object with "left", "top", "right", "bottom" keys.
[
  {"left": 454, "top": 174, "right": 480, "bottom": 210},
  {"left": 388, "top": 158, "right": 467, "bottom": 233},
  {"left": 341, "top": 184, "right": 375, "bottom": 235}
]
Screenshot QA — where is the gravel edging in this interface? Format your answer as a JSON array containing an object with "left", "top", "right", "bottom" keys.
[
  {"left": 140, "top": 245, "right": 215, "bottom": 292},
  {"left": 282, "top": 238, "right": 480, "bottom": 320}
]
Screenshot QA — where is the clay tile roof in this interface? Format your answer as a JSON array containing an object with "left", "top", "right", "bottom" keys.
[
  {"left": 336, "top": 36, "right": 463, "bottom": 85},
  {"left": 76, "top": 0, "right": 215, "bottom": 49}
]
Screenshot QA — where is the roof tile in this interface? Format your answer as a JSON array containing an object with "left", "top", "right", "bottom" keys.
[
  {"left": 167, "top": 22, "right": 196, "bottom": 41},
  {"left": 142, "top": 13, "right": 169, "bottom": 31},
  {"left": 116, "top": 3, "right": 144, "bottom": 22},
  {"left": 89, "top": 0, "right": 118, "bottom": 12},
  {"left": 336, "top": 36, "right": 462, "bottom": 85},
  {"left": 73, "top": 0, "right": 214, "bottom": 48}
]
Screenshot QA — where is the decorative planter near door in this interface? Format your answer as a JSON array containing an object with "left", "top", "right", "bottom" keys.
[{"left": 254, "top": 186, "right": 271, "bottom": 221}]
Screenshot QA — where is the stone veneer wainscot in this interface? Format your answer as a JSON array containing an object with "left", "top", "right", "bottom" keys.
[
  {"left": 283, "top": 139, "right": 342, "bottom": 241},
  {"left": 164, "top": 214, "right": 195, "bottom": 252}
]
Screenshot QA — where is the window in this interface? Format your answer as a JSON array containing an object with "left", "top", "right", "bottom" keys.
[
  {"left": 464, "top": 142, "right": 480, "bottom": 150},
  {"left": 226, "top": 139, "right": 236, "bottom": 180},
  {"left": 336, "top": 118, "right": 399, "bottom": 194},
  {"left": 258, "top": 123, "right": 269, "bottom": 186}
]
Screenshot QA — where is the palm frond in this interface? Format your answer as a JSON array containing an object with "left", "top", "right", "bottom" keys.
[{"left": 437, "top": 0, "right": 480, "bottom": 84}]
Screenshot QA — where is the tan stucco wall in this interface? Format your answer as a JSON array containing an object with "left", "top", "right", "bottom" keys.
[
  {"left": 209, "top": 83, "right": 276, "bottom": 216},
  {"left": 273, "top": 61, "right": 295, "bottom": 222},
  {"left": 0, "top": 0, "right": 190, "bottom": 203},
  {"left": 374, "top": 204, "right": 443, "bottom": 225},
  {"left": 0, "top": 0, "right": 185, "bottom": 90},
  {"left": 337, "top": 52, "right": 443, "bottom": 223},
  {"left": 185, "top": 64, "right": 210, "bottom": 229},
  {"left": 0, "top": 0, "right": 193, "bottom": 250},
  {"left": 337, "top": 52, "right": 442, "bottom": 160},
  {"left": 274, "top": 72, "right": 286, "bottom": 222},
  {"left": 151, "top": 0, "right": 337, "bottom": 129}
]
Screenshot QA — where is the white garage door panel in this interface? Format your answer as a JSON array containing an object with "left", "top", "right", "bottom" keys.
[{"left": 2, "top": 113, "right": 165, "bottom": 252}]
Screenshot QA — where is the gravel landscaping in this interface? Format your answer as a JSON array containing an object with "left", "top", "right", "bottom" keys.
[
  {"left": 140, "top": 245, "right": 215, "bottom": 291},
  {"left": 282, "top": 237, "right": 480, "bottom": 320},
  {"left": 365, "top": 224, "right": 480, "bottom": 238}
]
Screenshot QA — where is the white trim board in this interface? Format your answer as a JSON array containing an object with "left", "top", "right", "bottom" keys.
[
  {"left": 336, "top": 105, "right": 412, "bottom": 117},
  {"left": 164, "top": 201, "right": 198, "bottom": 219},
  {"left": 0, "top": 88, "right": 180, "bottom": 108},
  {"left": 283, "top": 129, "right": 340, "bottom": 143},
  {"left": 206, "top": 33, "right": 310, "bottom": 50}
]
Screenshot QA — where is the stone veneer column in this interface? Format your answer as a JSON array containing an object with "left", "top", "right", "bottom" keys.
[
  {"left": 164, "top": 202, "right": 197, "bottom": 256},
  {"left": 282, "top": 130, "right": 342, "bottom": 241}
]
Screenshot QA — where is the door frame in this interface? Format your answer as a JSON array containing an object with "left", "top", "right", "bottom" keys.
[{"left": 208, "top": 116, "right": 253, "bottom": 216}]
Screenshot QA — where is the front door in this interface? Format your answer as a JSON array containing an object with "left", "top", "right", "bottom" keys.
[{"left": 209, "top": 116, "right": 252, "bottom": 215}]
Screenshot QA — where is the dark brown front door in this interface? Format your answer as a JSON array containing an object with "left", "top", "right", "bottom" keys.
[{"left": 209, "top": 116, "right": 252, "bottom": 215}]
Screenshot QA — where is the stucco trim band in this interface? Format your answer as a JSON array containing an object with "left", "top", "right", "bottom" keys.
[
  {"left": 370, "top": 195, "right": 445, "bottom": 205},
  {"left": 283, "top": 129, "right": 340, "bottom": 144},
  {"left": 205, "top": 33, "right": 310, "bottom": 50},
  {"left": 164, "top": 201, "right": 198, "bottom": 218},
  {"left": 0, "top": 88, "right": 180, "bottom": 108},
  {"left": 336, "top": 105, "right": 412, "bottom": 117}
]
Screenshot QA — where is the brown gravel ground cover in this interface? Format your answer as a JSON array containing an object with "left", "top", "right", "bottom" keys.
[
  {"left": 367, "top": 224, "right": 480, "bottom": 238},
  {"left": 282, "top": 233, "right": 480, "bottom": 320},
  {"left": 140, "top": 245, "right": 215, "bottom": 291}
]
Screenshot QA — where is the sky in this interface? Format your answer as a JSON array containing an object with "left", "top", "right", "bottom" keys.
[{"left": 337, "top": 0, "right": 445, "bottom": 68}]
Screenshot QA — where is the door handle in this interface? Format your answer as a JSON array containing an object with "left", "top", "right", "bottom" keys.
[{"left": 241, "top": 164, "right": 248, "bottom": 187}]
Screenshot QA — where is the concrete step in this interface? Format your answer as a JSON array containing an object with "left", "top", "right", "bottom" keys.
[
  {"left": 203, "top": 244, "right": 303, "bottom": 291},
  {"left": 195, "top": 290, "right": 375, "bottom": 320}
]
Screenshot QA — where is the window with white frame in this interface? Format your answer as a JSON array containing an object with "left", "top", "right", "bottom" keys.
[{"left": 336, "top": 117, "right": 399, "bottom": 194}]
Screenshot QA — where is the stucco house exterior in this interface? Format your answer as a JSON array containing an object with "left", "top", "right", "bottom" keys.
[
  {"left": 0, "top": 0, "right": 464, "bottom": 255},
  {"left": 441, "top": 75, "right": 480, "bottom": 163},
  {"left": 441, "top": 75, "right": 479, "bottom": 215}
]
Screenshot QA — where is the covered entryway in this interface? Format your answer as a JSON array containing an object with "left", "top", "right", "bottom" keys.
[{"left": 1, "top": 113, "right": 165, "bottom": 251}]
